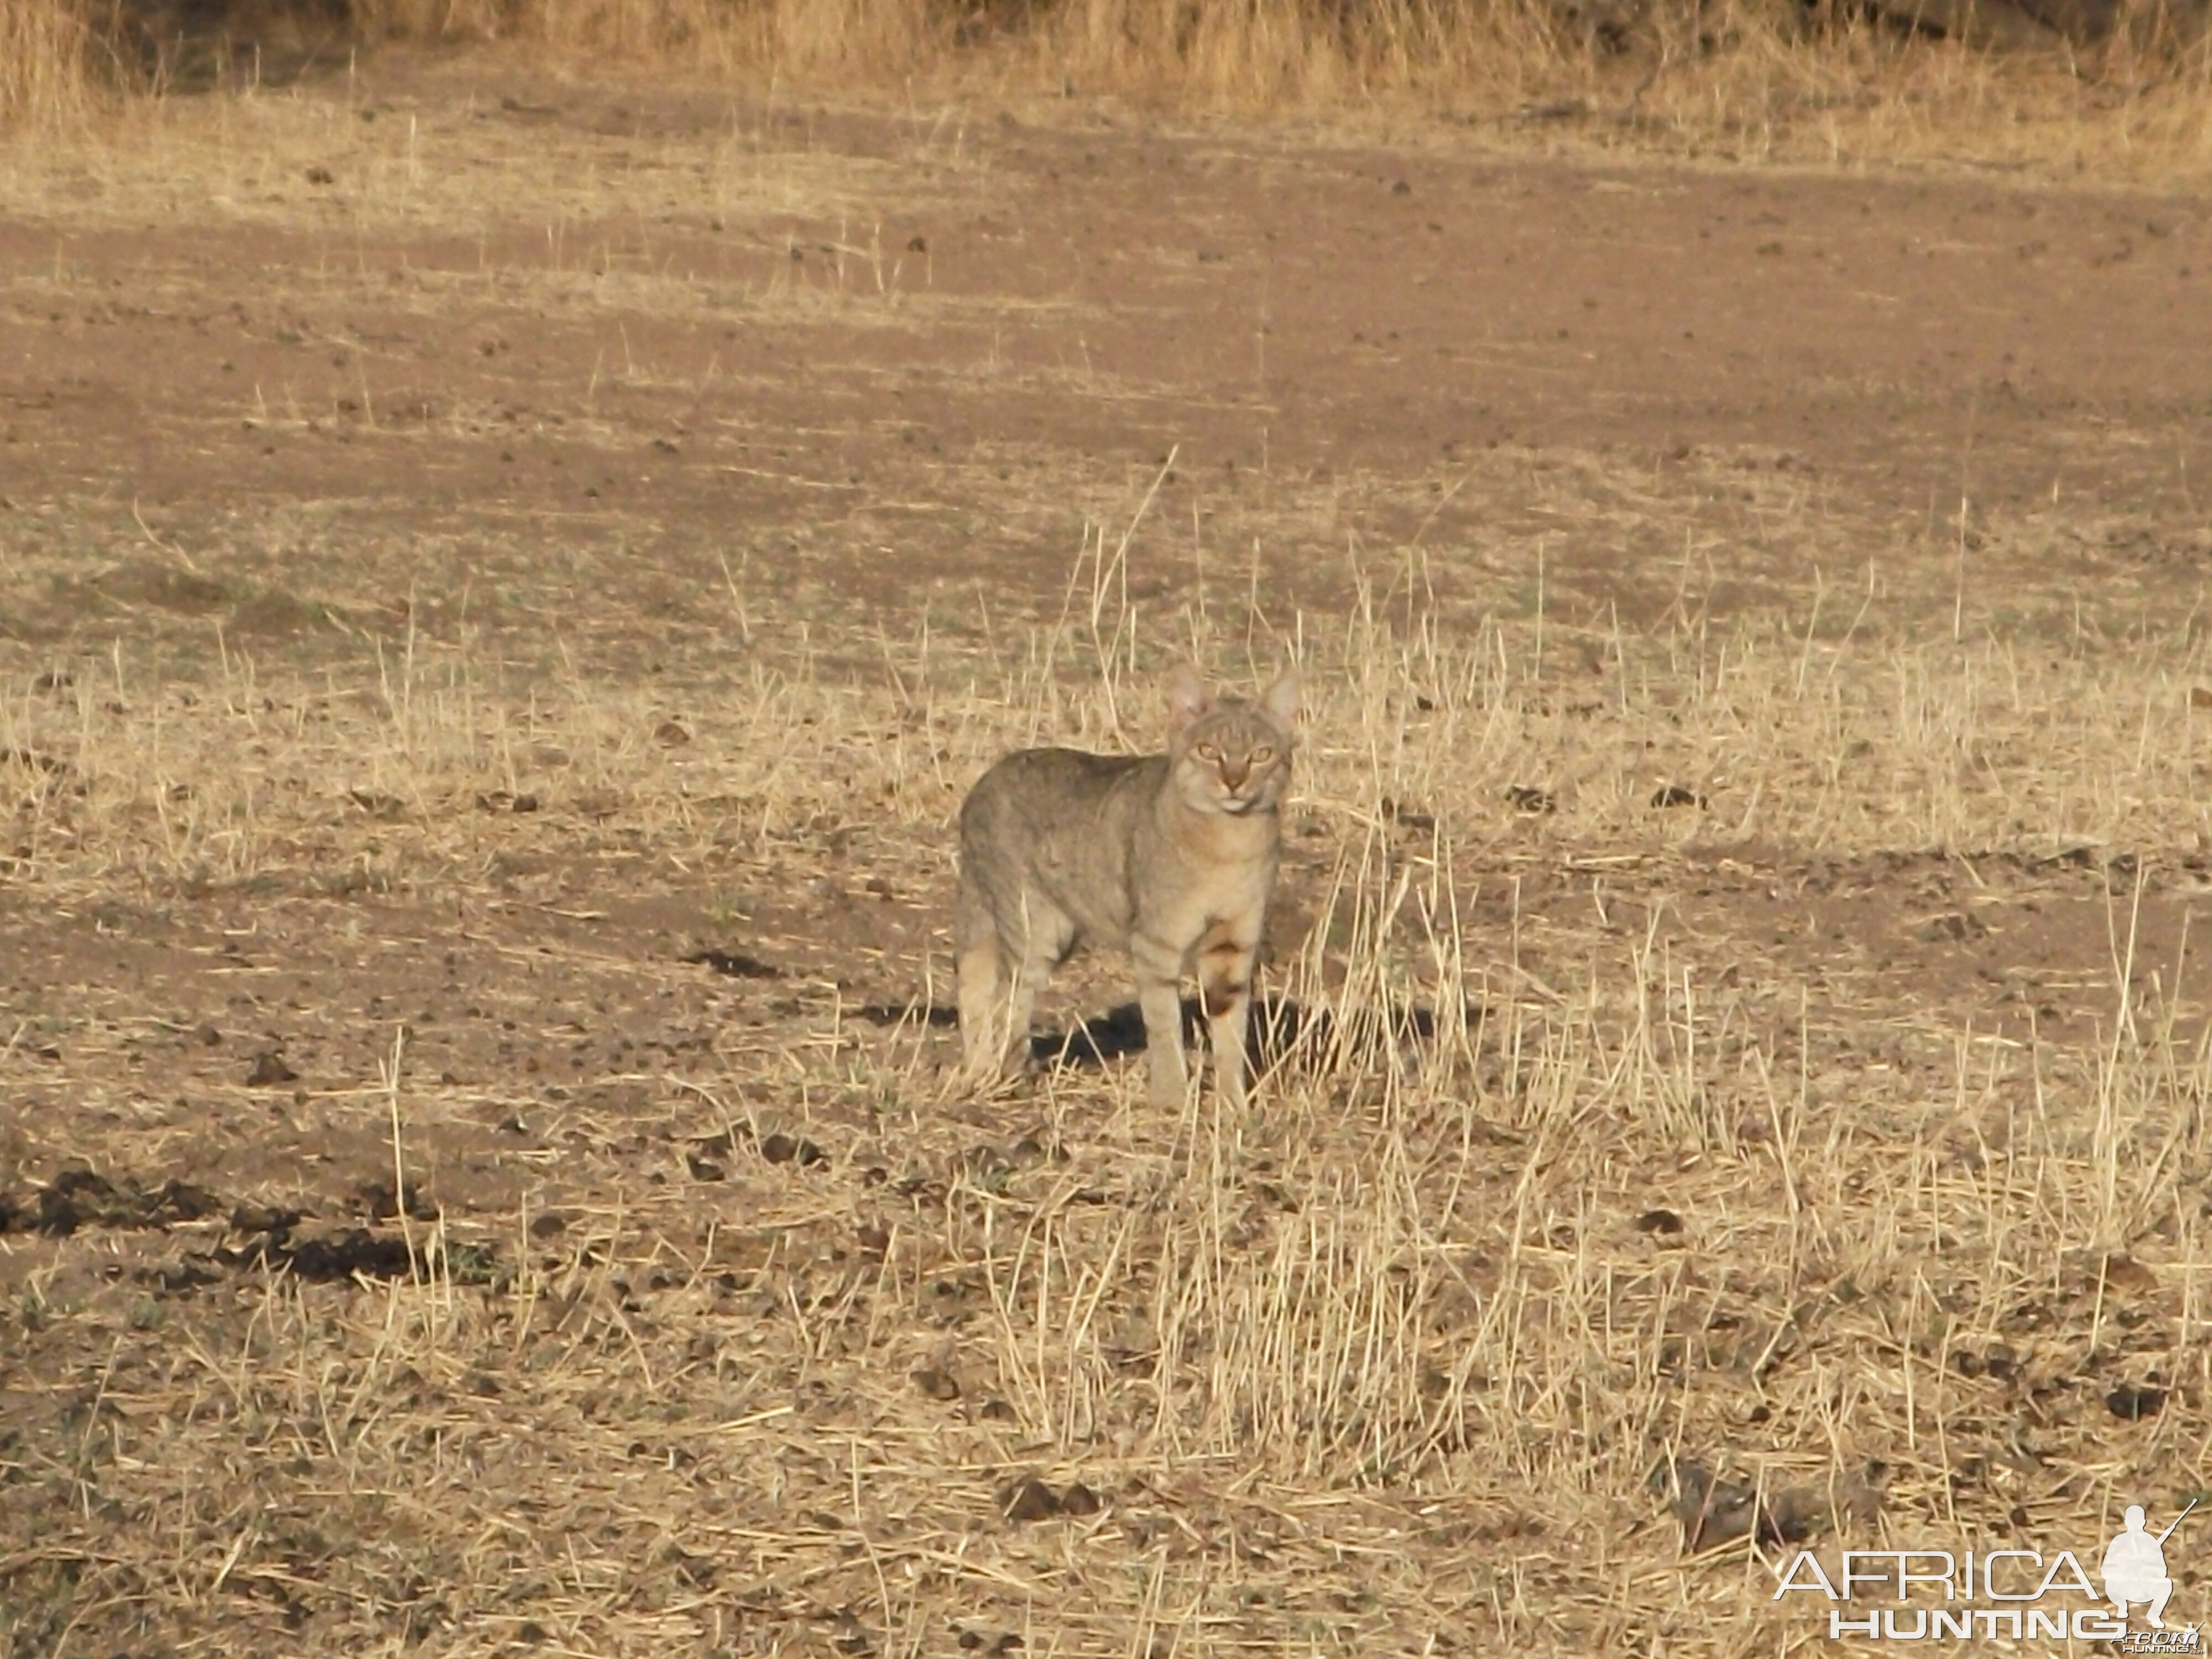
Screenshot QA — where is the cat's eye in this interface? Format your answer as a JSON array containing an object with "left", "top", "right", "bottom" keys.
[
  {"left": 1196, "top": 744, "right": 1220, "bottom": 760},
  {"left": 1251, "top": 746, "right": 1275, "bottom": 763}
]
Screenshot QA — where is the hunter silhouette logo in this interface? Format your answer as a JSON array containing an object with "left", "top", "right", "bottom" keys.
[
  {"left": 1774, "top": 1499, "right": 2201, "bottom": 1646},
  {"left": 2105, "top": 1503, "right": 2193, "bottom": 1630}
]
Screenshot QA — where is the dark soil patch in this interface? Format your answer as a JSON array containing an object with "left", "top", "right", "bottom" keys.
[{"left": 0, "top": 1167, "right": 222, "bottom": 1235}]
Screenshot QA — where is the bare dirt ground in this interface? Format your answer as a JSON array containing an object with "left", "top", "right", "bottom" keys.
[{"left": 4, "top": 57, "right": 2212, "bottom": 1658}]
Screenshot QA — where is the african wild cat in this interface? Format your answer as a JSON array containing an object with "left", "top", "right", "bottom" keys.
[{"left": 954, "top": 664, "right": 1300, "bottom": 1108}]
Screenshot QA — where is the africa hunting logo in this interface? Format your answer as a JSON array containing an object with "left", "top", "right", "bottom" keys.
[{"left": 1773, "top": 1500, "right": 2200, "bottom": 1648}]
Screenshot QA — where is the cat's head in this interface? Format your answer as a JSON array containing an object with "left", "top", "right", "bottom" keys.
[{"left": 1163, "top": 664, "right": 1300, "bottom": 818}]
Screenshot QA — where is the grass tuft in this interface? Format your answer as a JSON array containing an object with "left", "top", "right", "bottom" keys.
[{"left": 0, "top": 0, "right": 116, "bottom": 127}]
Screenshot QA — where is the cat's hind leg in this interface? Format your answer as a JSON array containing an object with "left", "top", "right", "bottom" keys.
[
  {"left": 954, "top": 880, "right": 1009, "bottom": 1079},
  {"left": 1000, "top": 894, "right": 1074, "bottom": 1076}
]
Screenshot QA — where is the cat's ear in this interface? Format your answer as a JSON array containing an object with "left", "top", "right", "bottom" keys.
[
  {"left": 1260, "top": 666, "right": 1301, "bottom": 728},
  {"left": 1165, "top": 663, "right": 1213, "bottom": 734}
]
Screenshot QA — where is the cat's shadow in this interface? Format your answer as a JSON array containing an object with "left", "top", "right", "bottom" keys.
[{"left": 855, "top": 995, "right": 1444, "bottom": 1071}]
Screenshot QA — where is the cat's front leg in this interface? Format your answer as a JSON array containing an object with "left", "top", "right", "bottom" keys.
[
  {"left": 1130, "top": 933, "right": 1190, "bottom": 1108},
  {"left": 1199, "top": 934, "right": 1259, "bottom": 1109}
]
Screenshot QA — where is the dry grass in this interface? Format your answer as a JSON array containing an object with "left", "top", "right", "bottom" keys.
[
  {"left": 13, "top": 545, "right": 2212, "bottom": 889},
  {"left": 0, "top": 0, "right": 113, "bottom": 126},
  {"left": 4, "top": 478, "right": 2212, "bottom": 1652},
  {"left": 0, "top": 69, "right": 963, "bottom": 231},
  {"left": 7, "top": 0, "right": 2212, "bottom": 179}
]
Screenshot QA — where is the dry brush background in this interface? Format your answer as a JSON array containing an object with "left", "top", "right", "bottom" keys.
[
  {"left": 2, "top": 24, "right": 2212, "bottom": 1659},
  {"left": 9, "top": 0, "right": 2212, "bottom": 166}
]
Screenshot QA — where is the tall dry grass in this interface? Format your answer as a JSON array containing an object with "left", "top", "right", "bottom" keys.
[
  {"left": 0, "top": 0, "right": 113, "bottom": 126},
  {"left": 340, "top": 0, "right": 2212, "bottom": 149},
  {"left": 354, "top": 0, "right": 938, "bottom": 75},
  {"left": 7, "top": 0, "right": 2212, "bottom": 174}
]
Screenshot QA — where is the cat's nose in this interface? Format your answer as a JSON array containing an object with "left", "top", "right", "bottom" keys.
[{"left": 1221, "top": 764, "right": 1249, "bottom": 791}]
